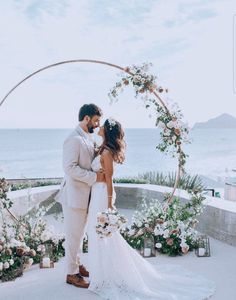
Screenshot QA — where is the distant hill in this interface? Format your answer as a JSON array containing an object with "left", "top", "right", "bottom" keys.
[{"left": 192, "top": 113, "right": 236, "bottom": 129}]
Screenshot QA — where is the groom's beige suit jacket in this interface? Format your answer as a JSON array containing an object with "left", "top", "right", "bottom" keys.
[{"left": 56, "top": 124, "right": 97, "bottom": 209}]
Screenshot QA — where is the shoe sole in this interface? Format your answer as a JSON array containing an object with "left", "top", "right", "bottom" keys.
[{"left": 66, "top": 280, "right": 89, "bottom": 288}]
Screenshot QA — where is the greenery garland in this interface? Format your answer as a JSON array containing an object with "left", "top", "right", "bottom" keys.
[{"left": 108, "top": 63, "right": 190, "bottom": 170}]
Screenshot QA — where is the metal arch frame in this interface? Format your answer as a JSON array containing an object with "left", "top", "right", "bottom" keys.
[{"left": 0, "top": 59, "right": 182, "bottom": 221}]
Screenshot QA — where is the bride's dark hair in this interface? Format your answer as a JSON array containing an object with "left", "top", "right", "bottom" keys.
[{"left": 100, "top": 118, "right": 126, "bottom": 164}]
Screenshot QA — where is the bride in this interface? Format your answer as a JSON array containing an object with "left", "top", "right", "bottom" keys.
[{"left": 87, "top": 117, "right": 215, "bottom": 300}]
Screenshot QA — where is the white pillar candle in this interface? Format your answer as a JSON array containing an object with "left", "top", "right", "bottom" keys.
[
  {"left": 42, "top": 257, "right": 51, "bottom": 268},
  {"left": 144, "top": 248, "right": 151, "bottom": 257},
  {"left": 198, "top": 248, "right": 206, "bottom": 256}
]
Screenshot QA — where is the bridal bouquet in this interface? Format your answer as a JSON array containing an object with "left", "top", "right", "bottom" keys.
[{"left": 96, "top": 209, "right": 127, "bottom": 238}]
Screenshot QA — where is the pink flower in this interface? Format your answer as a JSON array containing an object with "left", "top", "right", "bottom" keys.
[
  {"left": 181, "top": 245, "right": 189, "bottom": 254},
  {"left": 166, "top": 238, "right": 174, "bottom": 246},
  {"left": 98, "top": 215, "right": 108, "bottom": 225}
]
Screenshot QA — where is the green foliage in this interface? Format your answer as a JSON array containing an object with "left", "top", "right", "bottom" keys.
[
  {"left": 121, "top": 192, "right": 205, "bottom": 256},
  {"left": 10, "top": 180, "right": 60, "bottom": 191},
  {"left": 114, "top": 171, "right": 204, "bottom": 192}
]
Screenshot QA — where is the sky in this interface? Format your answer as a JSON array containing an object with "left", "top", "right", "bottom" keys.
[{"left": 0, "top": 0, "right": 235, "bottom": 128}]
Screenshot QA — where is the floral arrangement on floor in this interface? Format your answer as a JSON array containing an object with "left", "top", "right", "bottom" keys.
[
  {"left": 0, "top": 178, "right": 65, "bottom": 282},
  {"left": 121, "top": 191, "right": 205, "bottom": 256}
]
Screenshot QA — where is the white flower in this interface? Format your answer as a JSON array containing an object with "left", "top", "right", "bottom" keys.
[
  {"left": 62, "top": 241, "right": 66, "bottom": 250},
  {"left": 166, "top": 121, "right": 176, "bottom": 129},
  {"left": 41, "top": 231, "right": 52, "bottom": 242},
  {"left": 180, "top": 238, "right": 187, "bottom": 248},
  {"left": 158, "top": 121, "right": 166, "bottom": 129},
  {"left": 37, "top": 244, "right": 46, "bottom": 252},
  {"left": 9, "top": 259, "right": 14, "bottom": 266},
  {"left": 109, "top": 215, "right": 118, "bottom": 225},
  {"left": 154, "top": 227, "right": 164, "bottom": 236},
  {"left": 136, "top": 221, "right": 142, "bottom": 228},
  {"left": 9, "top": 238, "right": 22, "bottom": 248},
  {"left": 133, "top": 75, "right": 142, "bottom": 83},
  {"left": 3, "top": 262, "right": 10, "bottom": 269},
  {"left": 0, "top": 262, "right": 3, "bottom": 271},
  {"left": 155, "top": 242, "right": 162, "bottom": 249},
  {"left": 163, "top": 229, "right": 170, "bottom": 238},
  {"left": 129, "top": 229, "right": 135, "bottom": 236},
  {"left": 172, "top": 135, "right": 176, "bottom": 142},
  {"left": 28, "top": 258, "right": 34, "bottom": 266},
  {"left": 144, "top": 224, "right": 149, "bottom": 228}
]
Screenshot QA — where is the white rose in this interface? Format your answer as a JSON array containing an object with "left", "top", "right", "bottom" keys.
[
  {"left": 163, "top": 229, "right": 169, "bottom": 238},
  {"left": 0, "top": 262, "right": 3, "bottom": 271},
  {"left": 28, "top": 258, "right": 34, "bottom": 266},
  {"left": 155, "top": 243, "right": 162, "bottom": 249},
  {"left": 158, "top": 121, "right": 166, "bottom": 129},
  {"left": 136, "top": 222, "right": 142, "bottom": 228},
  {"left": 109, "top": 215, "right": 118, "bottom": 225},
  {"left": 3, "top": 262, "right": 10, "bottom": 269},
  {"left": 9, "top": 259, "right": 14, "bottom": 266},
  {"left": 167, "top": 121, "right": 175, "bottom": 129},
  {"left": 154, "top": 228, "right": 164, "bottom": 236}
]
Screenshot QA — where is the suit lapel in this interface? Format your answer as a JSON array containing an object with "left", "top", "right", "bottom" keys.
[{"left": 75, "top": 125, "right": 94, "bottom": 159}]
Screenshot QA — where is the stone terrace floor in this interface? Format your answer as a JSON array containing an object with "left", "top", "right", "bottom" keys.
[
  {"left": 0, "top": 231, "right": 236, "bottom": 299},
  {"left": 1, "top": 209, "right": 236, "bottom": 300}
]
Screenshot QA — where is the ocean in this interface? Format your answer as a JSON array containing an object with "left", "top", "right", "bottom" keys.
[{"left": 0, "top": 128, "right": 236, "bottom": 184}]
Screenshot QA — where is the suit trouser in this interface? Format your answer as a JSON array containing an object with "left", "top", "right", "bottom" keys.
[{"left": 62, "top": 204, "right": 87, "bottom": 275}]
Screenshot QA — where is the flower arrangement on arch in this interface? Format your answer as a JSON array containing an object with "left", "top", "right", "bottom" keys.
[{"left": 108, "top": 63, "right": 190, "bottom": 170}]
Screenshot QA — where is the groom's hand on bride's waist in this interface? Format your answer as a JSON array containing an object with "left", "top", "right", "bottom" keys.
[{"left": 96, "top": 171, "right": 106, "bottom": 182}]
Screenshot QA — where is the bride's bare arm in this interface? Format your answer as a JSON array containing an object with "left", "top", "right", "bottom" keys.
[{"left": 101, "top": 149, "right": 115, "bottom": 209}]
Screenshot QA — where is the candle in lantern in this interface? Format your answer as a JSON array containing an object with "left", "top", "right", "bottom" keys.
[
  {"left": 198, "top": 248, "right": 205, "bottom": 256},
  {"left": 144, "top": 248, "right": 151, "bottom": 257},
  {"left": 42, "top": 257, "right": 51, "bottom": 268}
]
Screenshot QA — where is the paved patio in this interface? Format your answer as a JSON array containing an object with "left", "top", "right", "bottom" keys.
[{"left": 0, "top": 230, "right": 235, "bottom": 300}]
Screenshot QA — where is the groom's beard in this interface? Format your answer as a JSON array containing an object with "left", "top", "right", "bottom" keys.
[
  {"left": 87, "top": 124, "right": 94, "bottom": 133},
  {"left": 88, "top": 127, "right": 94, "bottom": 133}
]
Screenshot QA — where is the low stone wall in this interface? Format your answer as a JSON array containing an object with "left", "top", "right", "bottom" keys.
[{"left": 7, "top": 183, "right": 236, "bottom": 247}]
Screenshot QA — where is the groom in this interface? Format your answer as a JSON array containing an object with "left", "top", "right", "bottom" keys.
[{"left": 56, "top": 103, "right": 105, "bottom": 288}]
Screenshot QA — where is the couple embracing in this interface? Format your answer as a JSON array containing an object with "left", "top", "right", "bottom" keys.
[{"left": 57, "top": 104, "right": 215, "bottom": 300}]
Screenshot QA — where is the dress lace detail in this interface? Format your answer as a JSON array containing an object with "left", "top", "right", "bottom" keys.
[{"left": 87, "top": 157, "right": 215, "bottom": 300}]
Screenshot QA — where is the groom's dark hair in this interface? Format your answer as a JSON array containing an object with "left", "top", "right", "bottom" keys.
[{"left": 79, "top": 103, "right": 102, "bottom": 121}]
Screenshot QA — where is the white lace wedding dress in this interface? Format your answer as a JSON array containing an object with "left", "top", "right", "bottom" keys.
[{"left": 87, "top": 155, "right": 215, "bottom": 300}]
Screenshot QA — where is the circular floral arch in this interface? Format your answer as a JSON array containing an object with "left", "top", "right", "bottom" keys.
[{"left": 0, "top": 59, "right": 189, "bottom": 208}]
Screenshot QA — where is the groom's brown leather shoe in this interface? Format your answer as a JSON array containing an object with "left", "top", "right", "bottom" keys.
[
  {"left": 79, "top": 264, "right": 89, "bottom": 277},
  {"left": 66, "top": 273, "right": 89, "bottom": 288}
]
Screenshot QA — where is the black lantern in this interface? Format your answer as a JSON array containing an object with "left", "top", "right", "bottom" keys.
[
  {"left": 40, "top": 244, "right": 54, "bottom": 268},
  {"left": 140, "top": 236, "right": 156, "bottom": 257},
  {"left": 195, "top": 235, "right": 211, "bottom": 257}
]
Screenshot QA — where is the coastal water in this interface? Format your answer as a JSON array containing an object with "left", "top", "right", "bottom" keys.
[{"left": 0, "top": 128, "right": 235, "bottom": 183}]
